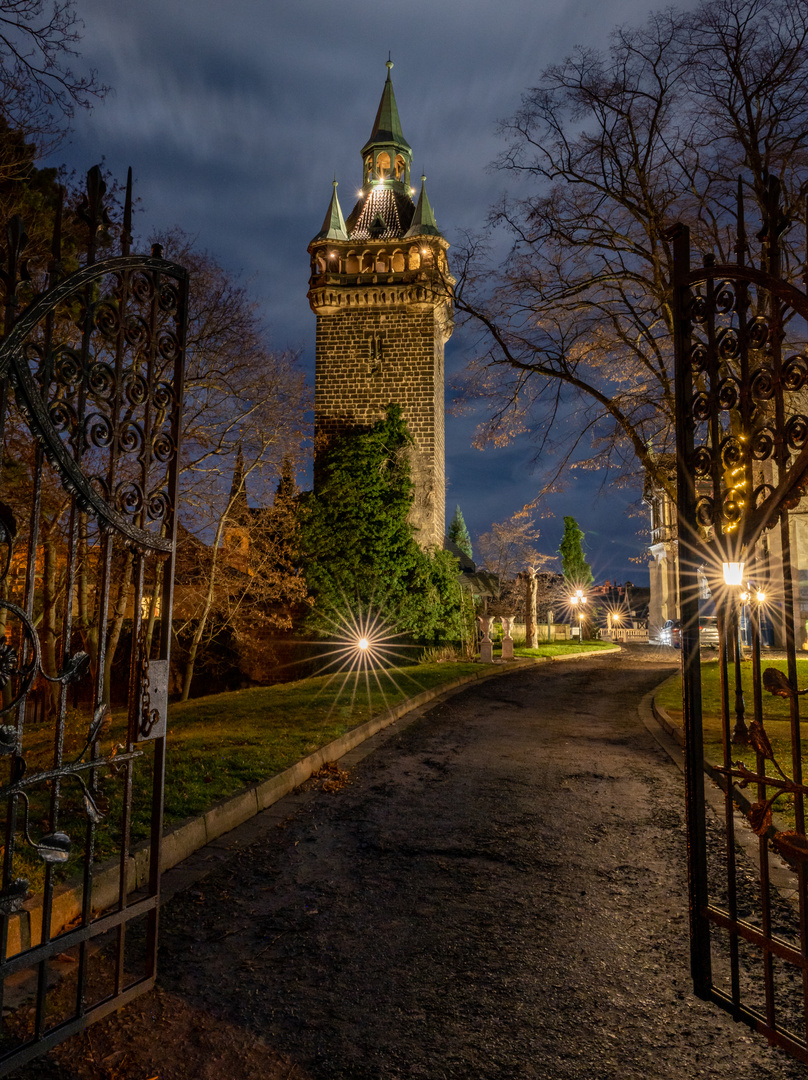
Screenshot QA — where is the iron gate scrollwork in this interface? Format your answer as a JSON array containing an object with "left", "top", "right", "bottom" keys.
[
  {"left": 672, "top": 176, "right": 808, "bottom": 1062},
  {"left": 0, "top": 167, "right": 187, "bottom": 1073}
]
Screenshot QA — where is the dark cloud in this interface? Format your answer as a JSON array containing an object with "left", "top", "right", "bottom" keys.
[{"left": 50, "top": 0, "right": 670, "bottom": 583}]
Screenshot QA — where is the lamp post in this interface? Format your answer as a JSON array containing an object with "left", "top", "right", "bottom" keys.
[
  {"left": 570, "top": 589, "right": 587, "bottom": 640},
  {"left": 722, "top": 561, "right": 749, "bottom": 745}
]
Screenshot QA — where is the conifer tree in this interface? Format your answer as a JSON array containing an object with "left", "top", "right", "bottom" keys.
[
  {"left": 558, "top": 516, "right": 593, "bottom": 587},
  {"left": 301, "top": 405, "right": 465, "bottom": 644},
  {"left": 448, "top": 505, "right": 473, "bottom": 560}
]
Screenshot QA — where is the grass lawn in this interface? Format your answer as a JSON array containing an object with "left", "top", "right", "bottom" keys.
[
  {"left": 12, "top": 643, "right": 613, "bottom": 890},
  {"left": 513, "top": 640, "right": 615, "bottom": 659},
  {"left": 655, "top": 657, "right": 808, "bottom": 829},
  {"left": 161, "top": 660, "right": 480, "bottom": 825}
]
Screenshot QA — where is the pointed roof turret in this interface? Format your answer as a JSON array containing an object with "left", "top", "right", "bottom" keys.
[
  {"left": 362, "top": 58, "right": 411, "bottom": 156},
  {"left": 360, "top": 59, "right": 413, "bottom": 193},
  {"left": 405, "top": 175, "right": 443, "bottom": 238},
  {"left": 312, "top": 179, "right": 348, "bottom": 242}
]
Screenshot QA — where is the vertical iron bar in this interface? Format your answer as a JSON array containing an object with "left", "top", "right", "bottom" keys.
[
  {"left": 671, "top": 223, "right": 712, "bottom": 996},
  {"left": 717, "top": 599, "right": 741, "bottom": 1008},
  {"left": 21, "top": 444, "right": 48, "bottom": 1042},
  {"left": 750, "top": 594, "right": 776, "bottom": 1031},
  {"left": 731, "top": 601, "right": 748, "bottom": 744}
]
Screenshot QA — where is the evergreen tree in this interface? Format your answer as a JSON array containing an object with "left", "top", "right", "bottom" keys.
[
  {"left": 448, "top": 505, "right": 473, "bottom": 560},
  {"left": 301, "top": 405, "right": 465, "bottom": 644},
  {"left": 558, "top": 516, "right": 593, "bottom": 587}
]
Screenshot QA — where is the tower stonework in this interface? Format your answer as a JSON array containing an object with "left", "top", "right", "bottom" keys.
[{"left": 307, "top": 61, "right": 453, "bottom": 549}]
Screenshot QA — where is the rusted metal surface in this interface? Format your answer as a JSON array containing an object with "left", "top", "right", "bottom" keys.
[
  {"left": 0, "top": 167, "right": 187, "bottom": 1073},
  {"left": 672, "top": 177, "right": 808, "bottom": 1061}
]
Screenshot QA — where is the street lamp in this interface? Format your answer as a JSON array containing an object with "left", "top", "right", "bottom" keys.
[
  {"left": 570, "top": 589, "right": 587, "bottom": 639},
  {"left": 722, "top": 561, "right": 744, "bottom": 587}
]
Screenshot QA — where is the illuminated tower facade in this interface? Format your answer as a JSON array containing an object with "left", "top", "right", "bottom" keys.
[{"left": 307, "top": 60, "right": 453, "bottom": 548}]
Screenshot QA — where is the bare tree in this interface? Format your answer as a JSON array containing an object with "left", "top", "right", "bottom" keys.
[
  {"left": 475, "top": 509, "right": 556, "bottom": 616},
  {"left": 0, "top": 0, "right": 106, "bottom": 178},
  {"left": 476, "top": 509, "right": 553, "bottom": 580},
  {"left": 455, "top": 0, "right": 808, "bottom": 502},
  {"left": 152, "top": 231, "right": 309, "bottom": 699}
]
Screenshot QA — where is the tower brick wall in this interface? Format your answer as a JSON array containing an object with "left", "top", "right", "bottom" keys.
[{"left": 313, "top": 300, "right": 448, "bottom": 547}]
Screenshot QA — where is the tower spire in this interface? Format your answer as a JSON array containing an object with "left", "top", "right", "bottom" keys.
[
  {"left": 361, "top": 59, "right": 412, "bottom": 190},
  {"left": 313, "top": 178, "right": 348, "bottom": 242},
  {"left": 405, "top": 175, "right": 442, "bottom": 238}
]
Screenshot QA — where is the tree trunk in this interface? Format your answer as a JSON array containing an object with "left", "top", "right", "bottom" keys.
[
  {"left": 103, "top": 548, "right": 134, "bottom": 706},
  {"left": 180, "top": 503, "right": 234, "bottom": 702},
  {"left": 524, "top": 569, "right": 538, "bottom": 648},
  {"left": 144, "top": 566, "right": 162, "bottom": 658},
  {"left": 180, "top": 587, "right": 213, "bottom": 702}
]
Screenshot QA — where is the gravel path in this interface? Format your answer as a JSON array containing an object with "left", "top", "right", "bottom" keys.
[{"left": 14, "top": 648, "right": 806, "bottom": 1079}]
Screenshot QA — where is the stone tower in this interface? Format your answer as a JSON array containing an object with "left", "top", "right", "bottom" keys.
[{"left": 307, "top": 60, "right": 453, "bottom": 549}]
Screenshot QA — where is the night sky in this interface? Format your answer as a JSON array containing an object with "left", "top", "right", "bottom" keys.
[{"left": 46, "top": 0, "right": 680, "bottom": 586}]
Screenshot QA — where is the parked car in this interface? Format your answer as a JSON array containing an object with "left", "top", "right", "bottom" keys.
[
  {"left": 659, "top": 616, "right": 719, "bottom": 649},
  {"left": 698, "top": 615, "right": 719, "bottom": 649}
]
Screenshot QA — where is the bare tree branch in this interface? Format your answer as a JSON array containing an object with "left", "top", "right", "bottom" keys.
[{"left": 455, "top": 0, "right": 808, "bottom": 506}]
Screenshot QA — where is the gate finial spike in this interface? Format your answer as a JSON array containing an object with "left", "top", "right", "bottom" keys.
[
  {"left": 735, "top": 176, "right": 747, "bottom": 267},
  {"left": 122, "top": 167, "right": 133, "bottom": 257}
]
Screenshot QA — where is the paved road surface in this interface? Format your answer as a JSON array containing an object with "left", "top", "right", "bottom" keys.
[{"left": 16, "top": 648, "right": 806, "bottom": 1079}]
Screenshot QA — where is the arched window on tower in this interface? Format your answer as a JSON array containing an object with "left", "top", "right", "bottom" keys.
[
  {"left": 376, "top": 151, "right": 391, "bottom": 178},
  {"left": 391, "top": 250, "right": 405, "bottom": 272},
  {"left": 394, "top": 155, "right": 406, "bottom": 180},
  {"left": 375, "top": 250, "right": 388, "bottom": 273},
  {"left": 346, "top": 252, "right": 359, "bottom": 274},
  {"left": 364, "top": 154, "right": 373, "bottom": 184}
]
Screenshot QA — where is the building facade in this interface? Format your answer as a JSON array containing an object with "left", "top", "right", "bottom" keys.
[{"left": 307, "top": 61, "right": 453, "bottom": 549}]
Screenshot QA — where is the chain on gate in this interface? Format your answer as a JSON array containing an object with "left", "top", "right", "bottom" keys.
[
  {"left": 672, "top": 175, "right": 808, "bottom": 1063},
  {"left": 0, "top": 166, "right": 187, "bottom": 1073}
]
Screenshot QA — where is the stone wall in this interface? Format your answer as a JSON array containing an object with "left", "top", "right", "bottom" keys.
[{"left": 314, "top": 304, "right": 446, "bottom": 547}]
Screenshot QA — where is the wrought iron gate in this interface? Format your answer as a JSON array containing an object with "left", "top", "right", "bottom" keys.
[
  {"left": 0, "top": 167, "right": 187, "bottom": 1073},
  {"left": 672, "top": 177, "right": 808, "bottom": 1062}
]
